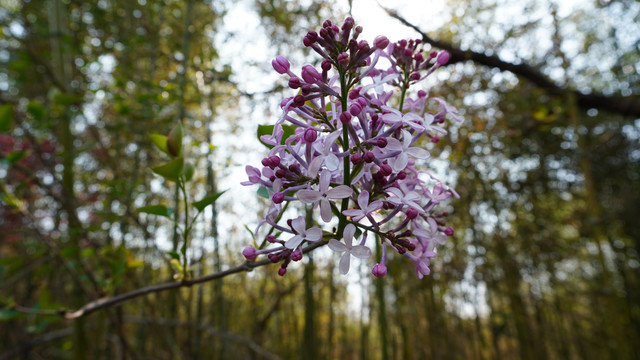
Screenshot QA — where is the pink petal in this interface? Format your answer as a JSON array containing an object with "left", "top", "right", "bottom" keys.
[
  {"left": 297, "top": 190, "right": 321, "bottom": 203},
  {"left": 328, "top": 239, "right": 347, "bottom": 252},
  {"left": 285, "top": 235, "right": 303, "bottom": 249},
  {"left": 291, "top": 216, "right": 306, "bottom": 234},
  {"left": 320, "top": 199, "right": 333, "bottom": 223},
  {"left": 338, "top": 252, "right": 351, "bottom": 275},
  {"left": 407, "top": 147, "right": 430, "bottom": 159},
  {"left": 351, "top": 246, "right": 372, "bottom": 259},
  {"left": 305, "top": 227, "right": 322, "bottom": 242},
  {"left": 327, "top": 185, "right": 353, "bottom": 199},
  {"left": 357, "top": 191, "right": 370, "bottom": 210}
]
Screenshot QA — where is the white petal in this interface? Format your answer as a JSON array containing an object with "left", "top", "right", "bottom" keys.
[
  {"left": 291, "top": 216, "right": 306, "bottom": 234},
  {"left": 407, "top": 147, "right": 430, "bottom": 159},
  {"left": 327, "top": 185, "right": 353, "bottom": 199},
  {"left": 285, "top": 235, "right": 303, "bottom": 249},
  {"left": 343, "top": 223, "right": 356, "bottom": 245},
  {"left": 325, "top": 154, "right": 339, "bottom": 171},
  {"left": 342, "top": 209, "right": 364, "bottom": 221},
  {"left": 351, "top": 245, "right": 372, "bottom": 259},
  {"left": 328, "top": 239, "right": 347, "bottom": 252},
  {"left": 391, "top": 153, "right": 409, "bottom": 172},
  {"left": 297, "top": 190, "right": 322, "bottom": 203},
  {"left": 305, "top": 227, "right": 323, "bottom": 242},
  {"left": 338, "top": 252, "right": 351, "bottom": 275},
  {"left": 357, "top": 190, "right": 370, "bottom": 210},
  {"left": 385, "top": 137, "right": 403, "bottom": 151},
  {"left": 320, "top": 199, "right": 333, "bottom": 223},
  {"left": 308, "top": 157, "right": 323, "bottom": 178},
  {"left": 367, "top": 200, "right": 383, "bottom": 212},
  {"left": 319, "top": 171, "right": 331, "bottom": 193}
]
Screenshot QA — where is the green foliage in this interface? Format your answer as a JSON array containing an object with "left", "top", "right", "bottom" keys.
[
  {"left": 151, "top": 157, "right": 184, "bottom": 182},
  {"left": 193, "top": 191, "right": 226, "bottom": 213},
  {"left": 0, "top": 104, "right": 13, "bottom": 132}
]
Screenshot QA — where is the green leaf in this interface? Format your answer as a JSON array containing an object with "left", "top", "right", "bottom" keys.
[
  {"left": 193, "top": 191, "right": 226, "bottom": 212},
  {"left": 0, "top": 104, "right": 13, "bottom": 132},
  {"left": 27, "top": 101, "right": 46, "bottom": 121},
  {"left": 5, "top": 150, "right": 26, "bottom": 165},
  {"left": 0, "top": 309, "right": 19, "bottom": 321},
  {"left": 135, "top": 204, "right": 173, "bottom": 218},
  {"left": 166, "top": 122, "right": 183, "bottom": 157},
  {"left": 151, "top": 157, "right": 184, "bottom": 182},
  {"left": 257, "top": 124, "right": 295, "bottom": 149},
  {"left": 182, "top": 162, "right": 194, "bottom": 182},
  {"left": 167, "top": 251, "right": 181, "bottom": 260},
  {"left": 257, "top": 186, "right": 270, "bottom": 199},
  {"left": 149, "top": 133, "right": 169, "bottom": 155},
  {"left": 53, "top": 93, "right": 80, "bottom": 106}
]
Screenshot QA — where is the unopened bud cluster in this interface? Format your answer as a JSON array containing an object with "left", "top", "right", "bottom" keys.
[{"left": 243, "top": 18, "right": 462, "bottom": 279}]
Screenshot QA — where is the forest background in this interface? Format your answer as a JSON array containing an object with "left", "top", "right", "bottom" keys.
[{"left": 1, "top": 0, "right": 639, "bottom": 359}]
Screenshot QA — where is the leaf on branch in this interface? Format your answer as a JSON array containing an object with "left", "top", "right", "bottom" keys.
[
  {"left": 193, "top": 191, "right": 226, "bottom": 212},
  {"left": 167, "top": 251, "right": 181, "bottom": 260},
  {"left": 0, "top": 104, "right": 13, "bottom": 132},
  {"left": 149, "top": 133, "right": 169, "bottom": 155},
  {"left": 166, "top": 122, "right": 183, "bottom": 157},
  {"left": 257, "top": 186, "right": 269, "bottom": 199},
  {"left": 136, "top": 204, "right": 174, "bottom": 218},
  {"left": 151, "top": 157, "right": 184, "bottom": 182}
]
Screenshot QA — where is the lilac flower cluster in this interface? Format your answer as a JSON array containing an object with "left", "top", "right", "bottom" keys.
[{"left": 242, "top": 18, "right": 461, "bottom": 279}]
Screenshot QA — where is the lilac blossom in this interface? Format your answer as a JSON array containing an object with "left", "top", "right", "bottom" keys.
[{"left": 241, "top": 17, "right": 462, "bottom": 279}]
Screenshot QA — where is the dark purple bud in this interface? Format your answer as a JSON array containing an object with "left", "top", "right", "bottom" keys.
[
  {"left": 411, "top": 72, "right": 420, "bottom": 81},
  {"left": 338, "top": 52, "right": 349, "bottom": 66},
  {"left": 266, "top": 235, "right": 277, "bottom": 243},
  {"left": 278, "top": 267, "right": 287, "bottom": 276},
  {"left": 269, "top": 175, "right": 276, "bottom": 182},
  {"left": 349, "top": 103, "right": 362, "bottom": 116},
  {"left": 323, "top": 19, "right": 332, "bottom": 28},
  {"left": 349, "top": 88, "right": 361, "bottom": 100},
  {"left": 403, "top": 48, "right": 413, "bottom": 58},
  {"left": 414, "top": 52, "right": 424, "bottom": 62},
  {"left": 269, "top": 155, "right": 281, "bottom": 167},
  {"left": 376, "top": 137, "right": 387, "bottom": 148},
  {"left": 291, "top": 250, "right": 303, "bottom": 261},
  {"left": 275, "top": 169, "right": 286, "bottom": 178},
  {"left": 429, "top": 51, "right": 437, "bottom": 59},
  {"left": 431, "top": 136, "right": 440, "bottom": 143},
  {"left": 242, "top": 247, "right": 258, "bottom": 260},
  {"left": 268, "top": 253, "right": 280, "bottom": 263},
  {"left": 374, "top": 35, "right": 389, "bottom": 50},
  {"left": 442, "top": 211, "right": 449, "bottom": 217},
  {"left": 288, "top": 77, "right": 301, "bottom": 89},
  {"left": 418, "top": 90, "right": 427, "bottom": 98},
  {"left": 380, "top": 164, "right": 392, "bottom": 176},
  {"left": 340, "top": 112, "right": 352, "bottom": 124},
  {"left": 364, "top": 151, "right": 375, "bottom": 163},
  {"left": 288, "top": 164, "right": 300, "bottom": 174},
  {"left": 372, "top": 263, "right": 387, "bottom": 277},
  {"left": 342, "top": 17, "right": 354, "bottom": 31},
  {"left": 272, "top": 56, "right": 290, "bottom": 74},
  {"left": 444, "top": 227, "right": 455, "bottom": 236},
  {"left": 293, "top": 94, "right": 306, "bottom": 107},
  {"left": 301, "top": 84, "right": 312, "bottom": 95},
  {"left": 350, "top": 153, "right": 362, "bottom": 165},
  {"left": 303, "top": 31, "right": 318, "bottom": 47},
  {"left": 397, "top": 171, "right": 407, "bottom": 180},
  {"left": 272, "top": 192, "right": 285, "bottom": 204},
  {"left": 286, "top": 218, "right": 293, "bottom": 228},
  {"left": 436, "top": 51, "right": 450, "bottom": 65},
  {"left": 261, "top": 158, "right": 270, "bottom": 167},
  {"left": 406, "top": 208, "right": 419, "bottom": 220},
  {"left": 321, "top": 59, "right": 332, "bottom": 71},
  {"left": 301, "top": 64, "right": 321, "bottom": 84},
  {"left": 304, "top": 128, "right": 318, "bottom": 143},
  {"left": 398, "top": 39, "right": 407, "bottom": 48}
]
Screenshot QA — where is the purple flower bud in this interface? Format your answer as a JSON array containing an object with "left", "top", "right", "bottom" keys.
[
  {"left": 397, "top": 171, "right": 407, "bottom": 180},
  {"left": 301, "top": 84, "right": 312, "bottom": 95},
  {"left": 271, "top": 56, "right": 290, "bottom": 74},
  {"left": 291, "top": 250, "right": 303, "bottom": 261},
  {"left": 411, "top": 72, "right": 420, "bottom": 81},
  {"left": 403, "top": 48, "right": 413, "bottom": 57},
  {"left": 350, "top": 153, "right": 362, "bottom": 165},
  {"left": 406, "top": 208, "right": 419, "bottom": 220},
  {"left": 272, "top": 192, "right": 285, "bottom": 204},
  {"left": 431, "top": 136, "right": 440, "bottom": 143},
  {"left": 321, "top": 59, "right": 332, "bottom": 71},
  {"left": 278, "top": 267, "right": 287, "bottom": 276},
  {"left": 338, "top": 52, "right": 349, "bottom": 66},
  {"left": 293, "top": 94, "right": 306, "bottom": 107},
  {"left": 436, "top": 51, "right": 450, "bottom": 65},
  {"left": 444, "top": 227, "right": 455, "bottom": 236},
  {"left": 301, "top": 64, "right": 321, "bottom": 84},
  {"left": 261, "top": 158, "right": 270, "bottom": 167},
  {"left": 414, "top": 52, "right": 424, "bottom": 62},
  {"left": 340, "top": 112, "right": 352, "bottom": 124},
  {"left": 380, "top": 164, "right": 392, "bottom": 176},
  {"left": 429, "top": 51, "right": 437, "bottom": 59},
  {"left": 304, "top": 128, "right": 318, "bottom": 143},
  {"left": 377, "top": 137, "right": 388, "bottom": 148},
  {"left": 398, "top": 39, "right": 407, "bottom": 48},
  {"left": 349, "top": 103, "right": 362, "bottom": 116},
  {"left": 323, "top": 19, "right": 332, "bottom": 28},
  {"left": 342, "top": 17, "right": 354, "bottom": 31},
  {"left": 374, "top": 35, "right": 389, "bottom": 50},
  {"left": 372, "top": 263, "right": 387, "bottom": 277},
  {"left": 288, "top": 77, "right": 301, "bottom": 89},
  {"left": 242, "top": 247, "right": 258, "bottom": 260},
  {"left": 303, "top": 31, "right": 318, "bottom": 47},
  {"left": 364, "top": 151, "right": 375, "bottom": 163},
  {"left": 269, "top": 155, "right": 281, "bottom": 167},
  {"left": 266, "top": 235, "right": 277, "bottom": 243},
  {"left": 268, "top": 253, "right": 280, "bottom": 263},
  {"left": 349, "top": 88, "right": 361, "bottom": 100},
  {"left": 418, "top": 90, "right": 427, "bottom": 98},
  {"left": 275, "top": 169, "right": 286, "bottom": 178}
]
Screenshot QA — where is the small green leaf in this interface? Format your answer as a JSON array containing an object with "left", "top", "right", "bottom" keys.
[
  {"left": 166, "top": 123, "right": 183, "bottom": 157},
  {"left": 167, "top": 251, "right": 180, "bottom": 260},
  {"left": 5, "top": 150, "right": 26, "bottom": 165},
  {"left": 149, "top": 133, "right": 169, "bottom": 155},
  {"left": 0, "top": 104, "right": 13, "bottom": 132},
  {"left": 257, "top": 186, "right": 270, "bottom": 199},
  {"left": 151, "top": 157, "right": 184, "bottom": 182},
  {"left": 135, "top": 204, "right": 173, "bottom": 218},
  {"left": 193, "top": 191, "right": 226, "bottom": 212},
  {"left": 27, "top": 101, "right": 46, "bottom": 121},
  {"left": 0, "top": 309, "right": 19, "bottom": 321},
  {"left": 53, "top": 93, "right": 80, "bottom": 106},
  {"left": 182, "top": 162, "right": 194, "bottom": 182}
]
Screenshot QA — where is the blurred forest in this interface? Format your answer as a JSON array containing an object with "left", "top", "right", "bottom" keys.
[{"left": 1, "top": 0, "right": 639, "bottom": 359}]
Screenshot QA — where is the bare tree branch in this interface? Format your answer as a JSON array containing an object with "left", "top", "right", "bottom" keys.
[
  {"left": 7, "top": 241, "right": 327, "bottom": 320},
  {"left": 383, "top": 7, "right": 640, "bottom": 119}
]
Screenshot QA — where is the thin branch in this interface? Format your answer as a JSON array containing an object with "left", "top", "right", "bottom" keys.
[
  {"left": 383, "top": 7, "right": 640, "bottom": 119},
  {"left": 12, "top": 241, "right": 326, "bottom": 320}
]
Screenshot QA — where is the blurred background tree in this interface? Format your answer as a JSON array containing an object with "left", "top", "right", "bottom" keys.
[{"left": 1, "top": 0, "right": 638, "bottom": 359}]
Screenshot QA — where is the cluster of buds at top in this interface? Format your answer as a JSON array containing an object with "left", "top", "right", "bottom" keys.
[{"left": 242, "top": 18, "right": 462, "bottom": 279}]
